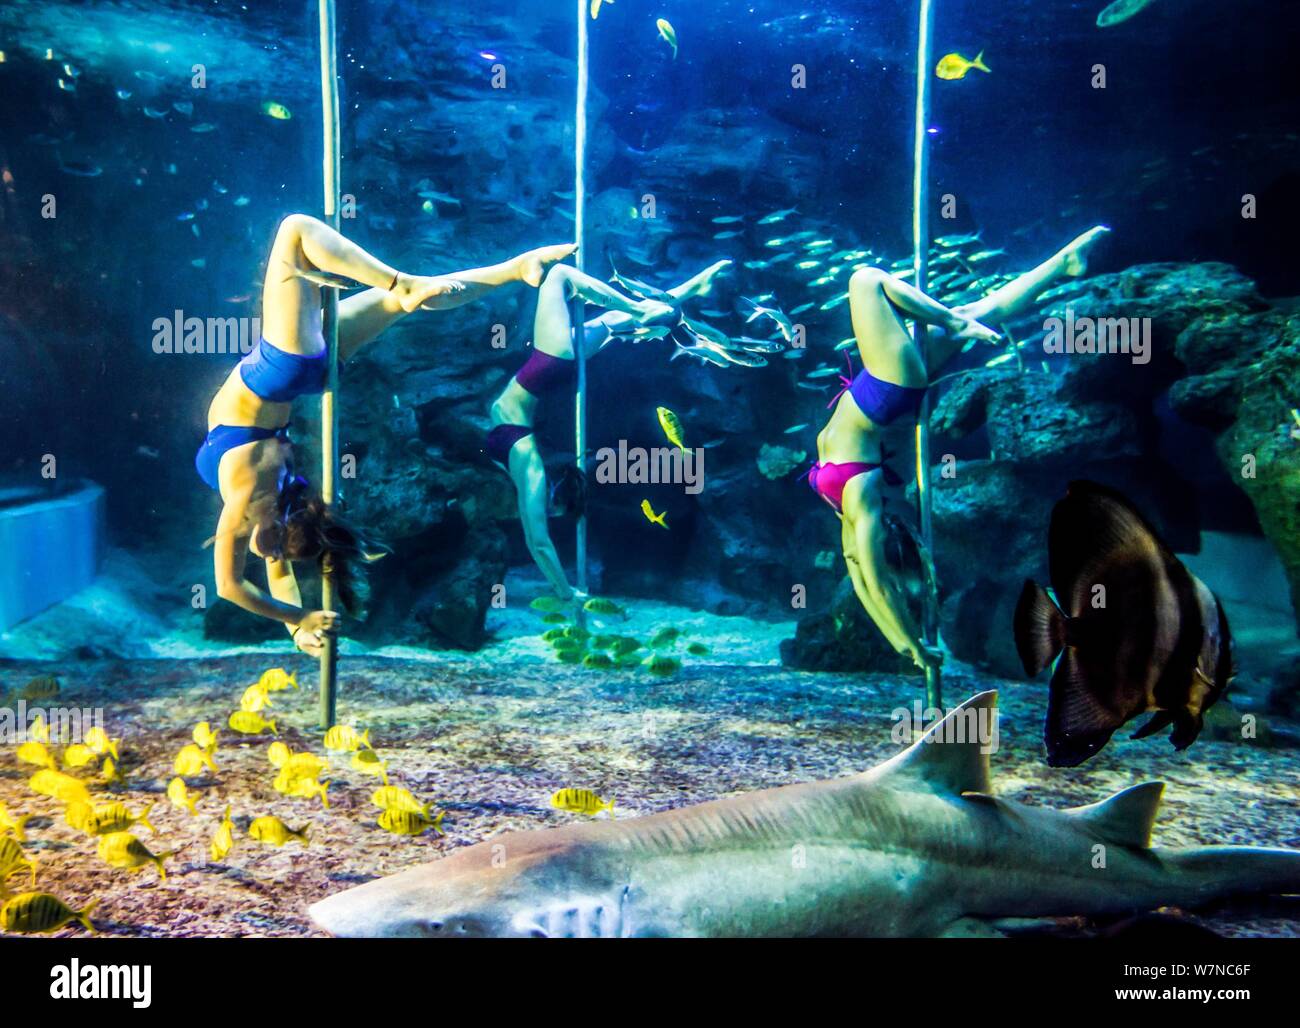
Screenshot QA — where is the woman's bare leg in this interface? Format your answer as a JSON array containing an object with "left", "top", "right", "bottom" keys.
[
  {"left": 418, "top": 243, "right": 579, "bottom": 311},
  {"left": 957, "top": 226, "right": 1109, "bottom": 325},
  {"left": 848, "top": 267, "right": 994, "bottom": 383},
  {"left": 533, "top": 265, "right": 661, "bottom": 351},
  {"left": 927, "top": 225, "right": 1110, "bottom": 371}
]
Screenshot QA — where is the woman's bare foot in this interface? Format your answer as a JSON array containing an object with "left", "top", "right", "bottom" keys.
[
  {"left": 516, "top": 243, "right": 579, "bottom": 287},
  {"left": 392, "top": 273, "right": 466, "bottom": 313},
  {"left": 1060, "top": 225, "right": 1110, "bottom": 277},
  {"left": 694, "top": 259, "right": 733, "bottom": 294},
  {"left": 634, "top": 298, "right": 676, "bottom": 326},
  {"left": 948, "top": 313, "right": 1001, "bottom": 346}
]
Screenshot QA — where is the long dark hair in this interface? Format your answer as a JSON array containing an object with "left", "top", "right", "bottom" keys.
[
  {"left": 881, "top": 512, "right": 938, "bottom": 622},
  {"left": 547, "top": 463, "right": 587, "bottom": 520},
  {"left": 257, "top": 475, "right": 389, "bottom": 615}
]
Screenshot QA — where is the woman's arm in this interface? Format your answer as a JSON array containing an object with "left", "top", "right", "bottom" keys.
[
  {"left": 842, "top": 476, "right": 937, "bottom": 667},
  {"left": 212, "top": 502, "right": 308, "bottom": 625},
  {"left": 509, "top": 438, "right": 575, "bottom": 600}
]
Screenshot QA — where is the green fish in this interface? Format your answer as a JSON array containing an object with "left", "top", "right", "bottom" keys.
[
  {"left": 530, "top": 596, "right": 567, "bottom": 613},
  {"left": 583, "top": 597, "right": 628, "bottom": 619},
  {"left": 583, "top": 653, "right": 614, "bottom": 670},
  {"left": 609, "top": 637, "right": 643, "bottom": 656},
  {"left": 643, "top": 654, "right": 681, "bottom": 676},
  {"left": 686, "top": 642, "right": 712, "bottom": 656},
  {"left": 541, "top": 628, "right": 567, "bottom": 642},
  {"left": 541, "top": 612, "right": 568, "bottom": 625},
  {"left": 649, "top": 626, "right": 682, "bottom": 649},
  {"left": 261, "top": 101, "right": 292, "bottom": 120}
]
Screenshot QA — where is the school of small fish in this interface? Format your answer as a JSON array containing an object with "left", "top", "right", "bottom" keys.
[{"left": 0, "top": 668, "right": 450, "bottom": 935}]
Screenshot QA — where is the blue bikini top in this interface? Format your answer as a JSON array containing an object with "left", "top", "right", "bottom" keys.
[
  {"left": 848, "top": 367, "right": 926, "bottom": 426},
  {"left": 828, "top": 352, "right": 927, "bottom": 426},
  {"left": 238, "top": 337, "right": 329, "bottom": 403}
]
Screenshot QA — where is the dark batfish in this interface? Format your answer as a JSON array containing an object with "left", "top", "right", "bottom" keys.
[{"left": 1013, "top": 480, "right": 1234, "bottom": 767}]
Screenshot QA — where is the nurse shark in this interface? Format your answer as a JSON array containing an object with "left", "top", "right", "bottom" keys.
[{"left": 310, "top": 692, "right": 1299, "bottom": 937}]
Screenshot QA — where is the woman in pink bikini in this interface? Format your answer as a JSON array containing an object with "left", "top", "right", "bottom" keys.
[
  {"left": 487, "top": 259, "right": 732, "bottom": 602},
  {"left": 808, "top": 227, "right": 1110, "bottom": 668}
]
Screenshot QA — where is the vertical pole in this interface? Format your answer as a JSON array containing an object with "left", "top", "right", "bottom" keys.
[
  {"left": 572, "top": 0, "right": 589, "bottom": 595},
  {"left": 912, "top": 0, "right": 942, "bottom": 710},
  {"left": 318, "top": 0, "right": 341, "bottom": 729}
]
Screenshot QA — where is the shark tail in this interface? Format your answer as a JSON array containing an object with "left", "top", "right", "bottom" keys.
[{"left": 1155, "top": 846, "right": 1300, "bottom": 905}]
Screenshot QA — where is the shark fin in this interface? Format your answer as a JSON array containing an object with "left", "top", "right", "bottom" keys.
[
  {"left": 879, "top": 690, "right": 995, "bottom": 795},
  {"left": 1065, "top": 781, "right": 1165, "bottom": 849}
]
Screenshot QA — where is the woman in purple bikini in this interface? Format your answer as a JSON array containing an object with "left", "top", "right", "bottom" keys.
[
  {"left": 809, "top": 227, "right": 1109, "bottom": 668},
  {"left": 486, "top": 259, "right": 732, "bottom": 602},
  {"left": 199, "top": 212, "right": 575, "bottom": 654}
]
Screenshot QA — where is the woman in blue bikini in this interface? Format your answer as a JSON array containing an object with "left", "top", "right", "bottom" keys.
[
  {"left": 200, "top": 213, "right": 574, "bottom": 655},
  {"left": 809, "top": 226, "right": 1109, "bottom": 668}
]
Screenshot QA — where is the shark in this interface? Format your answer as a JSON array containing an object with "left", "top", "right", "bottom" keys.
[{"left": 309, "top": 692, "right": 1300, "bottom": 938}]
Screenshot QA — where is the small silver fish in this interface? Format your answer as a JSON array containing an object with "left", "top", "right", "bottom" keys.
[{"left": 757, "top": 206, "right": 798, "bottom": 225}]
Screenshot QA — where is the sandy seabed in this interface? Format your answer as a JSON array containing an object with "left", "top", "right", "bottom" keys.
[{"left": 0, "top": 647, "right": 1298, "bottom": 939}]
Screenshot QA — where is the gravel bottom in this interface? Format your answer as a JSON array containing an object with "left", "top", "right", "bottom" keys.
[{"left": 1, "top": 653, "right": 1297, "bottom": 938}]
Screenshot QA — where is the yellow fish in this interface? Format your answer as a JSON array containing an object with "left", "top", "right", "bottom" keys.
[
  {"left": 174, "top": 743, "right": 218, "bottom": 777},
  {"left": 935, "top": 50, "right": 990, "bottom": 80},
  {"left": 210, "top": 805, "right": 236, "bottom": 862},
  {"left": 29, "top": 769, "right": 91, "bottom": 805},
  {"left": 64, "top": 801, "right": 94, "bottom": 833},
  {"left": 370, "top": 786, "right": 435, "bottom": 818},
  {"left": 16, "top": 741, "right": 56, "bottom": 770},
  {"left": 192, "top": 722, "right": 219, "bottom": 752},
  {"left": 258, "top": 668, "right": 299, "bottom": 692},
  {"left": 281, "top": 752, "right": 327, "bottom": 779},
  {"left": 62, "top": 744, "right": 96, "bottom": 769},
  {"left": 323, "top": 724, "right": 370, "bottom": 753},
  {"left": 166, "top": 777, "right": 200, "bottom": 815},
  {"left": 99, "top": 756, "right": 124, "bottom": 786},
  {"left": 640, "top": 499, "right": 669, "bottom": 529},
  {"left": 0, "top": 892, "right": 96, "bottom": 934},
  {"left": 590, "top": 0, "right": 613, "bottom": 18},
  {"left": 83, "top": 802, "right": 155, "bottom": 836},
  {"left": 261, "top": 100, "right": 292, "bottom": 120},
  {"left": 0, "top": 803, "right": 31, "bottom": 842},
  {"left": 549, "top": 787, "right": 615, "bottom": 818},
  {"left": 267, "top": 741, "right": 292, "bottom": 768},
  {"left": 97, "top": 832, "right": 172, "bottom": 880},
  {"left": 84, "top": 727, "right": 118, "bottom": 759},
  {"left": 656, "top": 17, "right": 678, "bottom": 59},
  {"left": 240, "top": 682, "right": 272, "bottom": 713},
  {"left": 248, "top": 816, "right": 309, "bottom": 848},
  {"left": 0, "top": 836, "right": 38, "bottom": 887},
  {"left": 656, "top": 406, "right": 686, "bottom": 449},
  {"left": 350, "top": 748, "right": 388, "bottom": 784},
  {"left": 273, "top": 770, "right": 330, "bottom": 808},
  {"left": 228, "top": 711, "right": 277, "bottom": 736},
  {"left": 377, "top": 808, "right": 445, "bottom": 837},
  {"left": 27, "top": 714, "right": 51, "bottom": 744}
]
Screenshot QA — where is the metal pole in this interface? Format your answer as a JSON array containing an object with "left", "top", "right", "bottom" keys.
[
  {"left": 572, "top": 0, "right": 589, "bottom": 595},
  {"left": 912, "top": 0, "right": 941, "bottom": 710},
  {"left": 318, "top": 0, "right": 341, "bottom": 729}
]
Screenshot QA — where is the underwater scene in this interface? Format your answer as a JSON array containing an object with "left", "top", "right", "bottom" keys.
[{"left": 0, "top": 0, "right": 1299, "bottom": 961}]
